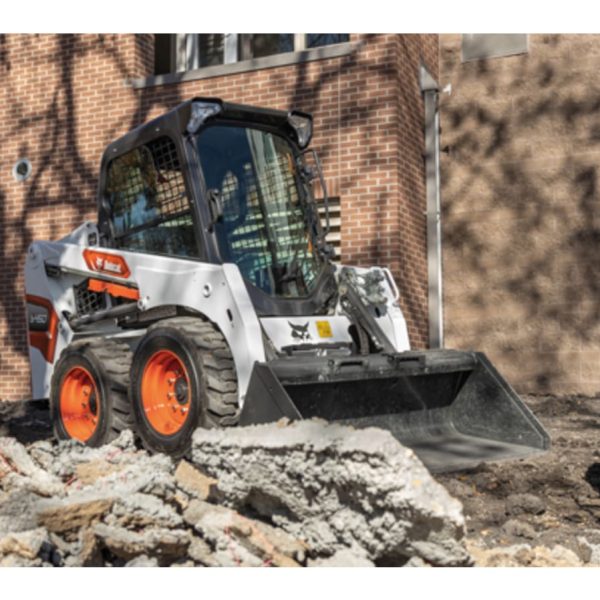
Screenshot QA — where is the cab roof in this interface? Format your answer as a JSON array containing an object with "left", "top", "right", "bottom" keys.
[{"left": 102, "top": 97, "right": 311, "bottom": 163}]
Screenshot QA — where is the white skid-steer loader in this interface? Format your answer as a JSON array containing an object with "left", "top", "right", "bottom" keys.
[{"left": 24, "top": 98, "right": 549, "bottom": 471}]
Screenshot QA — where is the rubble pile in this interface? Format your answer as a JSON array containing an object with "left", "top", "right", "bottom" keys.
[
  {"left": 4, "top": 393, "right": 599, "bottom": 567},
  {"left": 0, "top": 416, "right": 471, "bottom": 567}
]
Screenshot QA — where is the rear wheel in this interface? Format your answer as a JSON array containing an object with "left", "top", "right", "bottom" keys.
[
  {"left": 50, "top": 338, "right": 133, "bottom": 446},
  {"left": 130, "top": 317, "right": 239, "bottom": 456}
]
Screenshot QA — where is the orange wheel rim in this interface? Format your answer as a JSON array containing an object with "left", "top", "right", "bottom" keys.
[
  {"left": 141, "top": 350, "right": 191, "bottom": 436},
  {"left": 59, "top": 366, "right": 100, "bottom": 442}
]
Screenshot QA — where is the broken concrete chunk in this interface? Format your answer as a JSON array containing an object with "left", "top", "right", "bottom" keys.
[
  {"left": 251, "top": 518, "right": 307, "bottom": 564},
  {"left": 0, "top": 437, "right": 63, "bottom": 496},
  {"left": 0, "top": 527, "right": 49, "bottom": 559},
  {"left": 77, "top": 528, "right": 103, "bottom": 567},
  {"left": 403, "top": 556, "right": 431, "bottom": 567},
  {"left": 75, "top": 460, "right": 125, "bottom": 486},
  {"left": 37, "top": 495, "right": 115, "bottom": 533},
  {"left": 125, "top": 555, "right": 160, "bottom": 567},
  {"left": 0, "top": 437, "right": 43, "bottom": 477},
  {"left": 49, "top": 430, "right": 145, "bottom": 480},
  {"left": 190, "top": 420, "right": 470, "bottom": 566},
  {"left": 174, "top": 459, "right": 219, "bottom": 501},
  {"left": 170, "top": 559, "right": 195, "bottom": 567},
  {"left": 502, "top": 519, "right": 537, "bottom": 540},
  {"left": 110, "top": 493, "right": 183, "bottom": 529},
  {"left": 576, "top": 530, "right": 600, "bottom": 565},
  {"left": 0, "top": 489, "right": 44, "bottom": 534},
  {"left": 48, "top": 531, "right": 77, "bottom": 557},
  {"left": 184, "top": 499, "right": 302, "bottom": 567},
  {"left": 73, "top": 454, "right": 177, "bottom": 501},
  {"left": 61, "top": 528, "right": 103, "bottom": 567},
  {"left": 576, "top": 536, "right": 594, "bottom": 564},
  {"left": 505, "top": 493, "right": 546, "bottom": 516},
  {"left": 93, "top": 523, "right": 190, "bottom": 561},
  {"left": 110, "top": 430, "right": 137, "bottom": 451},
  {"left": 0, "top": 554, "right": 43, "bottom": 567},
  {"left": 27, "top": 440, "right": 56, "bottom": 471},
  {"left": 188, "top": 536, "right": 219, "bottom": 567},
  {"left": 307, "top": 548, "right": 375, "bottom": 567},
  {"left": 467, "top": 541, "right": 583, "bottom": 567},
  {"left": 520, "top": 544, "right": 583, "bottom": 567}
]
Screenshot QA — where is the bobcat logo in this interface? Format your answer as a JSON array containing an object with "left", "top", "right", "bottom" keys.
[{"left": 288, "top": 321, "right": 311, "bottom": 341}]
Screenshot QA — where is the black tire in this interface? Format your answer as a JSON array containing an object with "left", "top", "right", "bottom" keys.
[
  {"left": 50, "top": 337, "right": 134, "bottom": 447},
  {"left": 129, "top": 316, "right": 239, "bottom": 456}
]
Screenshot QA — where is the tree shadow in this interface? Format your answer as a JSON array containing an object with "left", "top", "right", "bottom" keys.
[
  {"left": 440, "top": 34, "right": 600, "bottom": 393},
  {"left": 0, "top": 34, "right": 144, "bottom": 398}
]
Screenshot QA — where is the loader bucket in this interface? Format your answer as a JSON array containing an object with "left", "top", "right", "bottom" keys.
[{"left": 240, "top": 349, "right": 550, "bottom": 473}]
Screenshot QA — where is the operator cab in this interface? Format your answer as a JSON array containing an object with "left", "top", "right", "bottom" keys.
[{"left": 97, "top": 98, "right": 337, "bottom": 317}]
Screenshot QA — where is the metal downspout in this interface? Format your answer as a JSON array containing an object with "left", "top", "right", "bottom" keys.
[{"left": 419, "top": 64, "right": 444, "bottom": 349}]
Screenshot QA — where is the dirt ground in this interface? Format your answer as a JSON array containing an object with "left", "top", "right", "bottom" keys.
[{"left": 436, "top": 395, "right": 600, "bottom": 557}]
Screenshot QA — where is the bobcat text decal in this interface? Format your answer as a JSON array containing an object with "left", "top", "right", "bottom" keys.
[{"left": 83, "top": 249, "right": 131, "bottom": 279}]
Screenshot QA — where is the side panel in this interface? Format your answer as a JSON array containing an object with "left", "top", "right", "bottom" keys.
[
  {"left": 25, "top": 245, "right": 77, "bottom": 399},
  {"left": 261, "top": 316, "right": 353, "bottom": 349},
  {"left": 27, "top": 240, "right": 264, "bottom": 406},
  {"left": 260, "top": 265, "right": 410, "bottom": 353}
]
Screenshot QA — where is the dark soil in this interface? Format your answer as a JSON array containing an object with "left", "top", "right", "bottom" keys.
[
  {"left": 436, "top": 395, "right": 600, "bottom": 553},
  {"left": 0, "top": 399, "right": 51, "bottom": 443}
]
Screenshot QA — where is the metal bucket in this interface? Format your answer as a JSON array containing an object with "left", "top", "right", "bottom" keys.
[{"left": 240, "top": 349, "right": 550, "bottom": 473}]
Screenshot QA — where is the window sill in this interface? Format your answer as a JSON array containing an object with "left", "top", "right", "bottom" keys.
[{"left": 128, "top": 42, "right": 361, "bottom": 89}]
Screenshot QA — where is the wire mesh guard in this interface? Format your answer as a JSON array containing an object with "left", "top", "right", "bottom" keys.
[
  {"left": 74, "top": 279, "right": 107, "bottom": 317},
  {"left": 106, "top": 136, "right": 198, "bottom": 257}
]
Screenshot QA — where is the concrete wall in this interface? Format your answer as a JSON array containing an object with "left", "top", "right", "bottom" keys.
[
  {"left": 0, "top": 34, "right": 437, "bottom": 400},
  {"left": 440, "top": 34, "right": 600, "bottom": 395}
]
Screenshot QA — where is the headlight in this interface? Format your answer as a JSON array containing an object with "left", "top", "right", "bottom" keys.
[
  {"left": 287, "top": 111, "right": 313, "bottom": 149},
  {"left": 187, "top": 100, "right": 222, "bottom": 134}
]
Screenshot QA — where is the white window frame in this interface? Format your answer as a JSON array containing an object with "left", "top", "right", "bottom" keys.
[
  {"left": 135, "top": 34, "right": 355, "bottom": 89},
  {"left": 175, "top": 34, "right": 349, "bottom": 73}
]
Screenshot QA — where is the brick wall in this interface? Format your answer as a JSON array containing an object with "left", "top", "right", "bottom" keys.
[
  {"left": 0, "top": 33, "right": 437, "bottom": 400},
  {"left": 440, "top": 34, "right": 600, "bottom": 395}
]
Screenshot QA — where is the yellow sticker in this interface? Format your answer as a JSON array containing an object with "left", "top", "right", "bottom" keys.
[{"left": 316, "top": 320, "right": 333, "bottom": 338}]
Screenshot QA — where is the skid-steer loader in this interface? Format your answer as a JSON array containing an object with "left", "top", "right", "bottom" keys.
[{"left": 24, "top": 98, "right": 549, "bottom": 472}]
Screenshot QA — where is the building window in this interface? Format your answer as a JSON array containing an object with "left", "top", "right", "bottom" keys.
[
  {"left": 461, "top": 34, "right": 528, "bottom": 62},
  {"left": 154, "top": 34, "right": 174, "bottom": 76},
  {"left": 307, "top": 34, "right": 349, "bottom": 48},
  {"left": 198, "top": 34, "right": 225, "bottom": 67},
  {"left": 155, "top": 34, "right": 350, "bottom": 75},
  {"left": 239, "top": 34, "right": 294, "bottom": 60}
]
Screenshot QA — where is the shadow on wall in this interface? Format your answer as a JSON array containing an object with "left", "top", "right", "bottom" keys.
[
  {"left": 1, "top": 33, "right": 434, "bottom": 399},
  {"left": 440, "top": 34, "right": 600, "bottom": 394},
  {"left": 0, "top": 34, "right": 160, "bottom": 392}
]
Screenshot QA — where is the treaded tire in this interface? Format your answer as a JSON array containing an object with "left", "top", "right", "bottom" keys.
[
  {"left": 50, "top": 337, "right": 134, "bottom": 446},
  {"left": 129, "top": 316, "right": 239, "bottom": 457}
]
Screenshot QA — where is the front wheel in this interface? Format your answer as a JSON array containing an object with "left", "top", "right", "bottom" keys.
[{"left": 129, "top": 317, "right": 239, "bottom": 457}]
